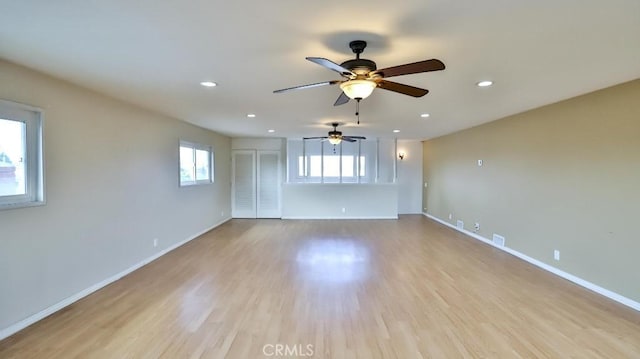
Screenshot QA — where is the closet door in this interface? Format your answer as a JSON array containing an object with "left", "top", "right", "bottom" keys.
[
  {"left": 232, "top": 150, "right": 256, "bottom": 218},
  {"left": 257, "top": 151, "right": 281, "bottom": 218}
]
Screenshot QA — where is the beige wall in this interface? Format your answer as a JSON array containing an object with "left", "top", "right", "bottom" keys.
[
  {"left": 397, "top": 140, "right": 423, "bottom": 214},
  {"left": 423, "top": 79, "right": 640, "bottom": 303},
  {"left": 0, "top": 60, "right": 231, "bottom": 331}
]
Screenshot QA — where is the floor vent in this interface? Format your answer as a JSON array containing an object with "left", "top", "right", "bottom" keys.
[{"left": 492, "top": 234, "right": 506, "bottom": 247}]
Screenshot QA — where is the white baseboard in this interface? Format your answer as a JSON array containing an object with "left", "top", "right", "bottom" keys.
[
  {"left": 281, "top": 216, "right": 398, "bottom": 220},
  {"left": 0, "top": 217, "right": 232, "bottom": 341},
  {"left": 423, "top": 213, "right": 640, "bottom": 312}
]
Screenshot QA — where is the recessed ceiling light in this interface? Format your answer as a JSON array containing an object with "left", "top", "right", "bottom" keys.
[
  {"left": 268, "top": 129, "right": 275, "bottom": 133},
  {"left": 393, "top": 129, "right": 400, "bottom": 133},
  {"left": 477, "top": 80, "right": 493, "bottom": 87},
  {"left": 247, "top": 113, "right": 256, "bottom": 118},
  {"left": 200, "top": 81, "right": 217, "bottom": 87},
  {"left": 420, "top": 113, "right": 430, "bottom": 118}
]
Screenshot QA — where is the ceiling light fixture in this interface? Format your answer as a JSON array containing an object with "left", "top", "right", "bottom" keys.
[
  {"left": 247, "top": 113, "right": 256, "bottom": 118},
  {"left": 339, "top": 79, "right": 377, "bottom": 100},
  {"left": 477, "top": 80, "right": 493, "bottom": 87},
  {"left": 328, "top": 127, "right": 343, "bottom": 145},
  {"left": 328, "top": 136, "right": 342, "bottom": 145},
  {"left": 420, "top": 113, "right": 430, "bottom": 118},
  {"left": 268, "top": 129, "right": 275, "bottom": 133},
  {"left": 393, "top": 129, "right": 400, "bottom": 133},
  {"left": 200, "top": 81, "right": 217, "bottom": 87}
]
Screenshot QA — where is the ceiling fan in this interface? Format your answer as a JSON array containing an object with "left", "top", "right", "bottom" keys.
[
  {"left": 303, "top": 123, "right": 366, "bottom": 145},
  {"left": 274, "top": 40, "right": 445, "bottom": 106}
]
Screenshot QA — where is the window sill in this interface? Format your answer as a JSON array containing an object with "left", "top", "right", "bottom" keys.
[
  {"left": 0, "top": 200, "right": 46, "bottom": 211},
  {"left": 179, "top": 181, "right": 214, "bottom": 188}
]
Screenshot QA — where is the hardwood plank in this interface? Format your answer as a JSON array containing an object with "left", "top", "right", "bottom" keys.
[{"left": 1, "top": 216, "right": 639, "bottom": 358}]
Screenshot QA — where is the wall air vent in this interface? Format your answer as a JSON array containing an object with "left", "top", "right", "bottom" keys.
[{"left": 492, "top": 234, "right": 506, "bottom": 247}]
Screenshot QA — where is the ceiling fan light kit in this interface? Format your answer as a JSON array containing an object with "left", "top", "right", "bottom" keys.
[
  {"left": 339, "top": 79, "right": 377, "bottom": 100},
  {"left": 328, "top": 136, "right": 342, "bottom": 145},
  {"left": 328, "top": 128, "right": 344, "bottom": 144}
]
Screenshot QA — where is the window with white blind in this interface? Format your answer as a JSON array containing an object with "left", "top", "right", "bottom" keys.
[
  {"left": 179, "top": 141, "right": 213, "bottom": 186},
  {"left": 0, "top": 99, "right": 44, "bottom": 210}
]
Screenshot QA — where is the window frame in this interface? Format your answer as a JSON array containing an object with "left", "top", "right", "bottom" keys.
[
  {"left": 291, "top": 140, "right": 368, "bottom": 183},
  {"left": 179, "top": 140, "right": 214, "bottom": 187},
  {"left": 297, "top": 154, "right": 366, "bottom": 181},
  {"left": 0, "top": 99, "right": 45, "bottom": 210}
]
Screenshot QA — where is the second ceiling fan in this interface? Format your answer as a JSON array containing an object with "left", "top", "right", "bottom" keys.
[
  {"left": 274, "top": 40, "right": 445, "bottom": 106},
  {"left": 303, "top": 123, "right": 365, "bottom": 145}
]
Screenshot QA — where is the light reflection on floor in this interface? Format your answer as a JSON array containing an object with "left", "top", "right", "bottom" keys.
[
  {"left": 179, "top": 278, "right": 216, "bottom": 331},
  {"left": 295, "top": 238, "right": 370, "bottom": 283}
]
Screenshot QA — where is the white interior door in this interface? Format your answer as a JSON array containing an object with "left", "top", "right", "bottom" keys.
[
  {"left": 257, "top": 151, "right": 281, "bottom": 218},
  {"left": 232, "top": 150, "right": 256, "bottom": 218}
]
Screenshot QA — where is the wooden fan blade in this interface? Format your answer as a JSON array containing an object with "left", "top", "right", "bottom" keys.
[
  {"left": 376, "top": 80, "right": 429, "bottom": 97},
  {"left": 344, "top": 136, "right": 366, "bottom": 140},
  {"left": 374, "top": 59, "right": 445, "bottom": 78},
  {"left": 303, "top": 136, "right": 328, "bottom": 140},
  {"left": 334, "top": 92, "right": 350, "bottom": 106},
  {"left": 306, "top": 57, "right": 355, "bottom": 77},
  {"left": 274, "top": 80, "right": 341, "bottom": 93},
  {"left": 342, "top": 138, "right": 357, "bottom": 142}
]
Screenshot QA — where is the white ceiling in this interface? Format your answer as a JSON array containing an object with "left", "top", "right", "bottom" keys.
[{"left": 1, "top": 1, "right": 639, "bottom": 140}]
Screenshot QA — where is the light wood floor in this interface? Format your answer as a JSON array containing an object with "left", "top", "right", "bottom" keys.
[{"left": 2, "top": 216, "right": 640, "bottom": 358}]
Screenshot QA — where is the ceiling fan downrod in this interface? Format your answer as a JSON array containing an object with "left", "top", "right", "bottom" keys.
[{"left": 349, "top": 40, "right": 367, "bottom": 60}]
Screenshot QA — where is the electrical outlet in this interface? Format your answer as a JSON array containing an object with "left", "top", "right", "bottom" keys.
[
  {"left": 221, "top": 210, "right": 224, "bottom": 217},
  {"left": 153, "top": 238, "right": 158, "bottom": 247},
  {"left": 341, "top": 207, "right": 346, "bottom": 213},
  {"left": 554, "top": 250, "right": 560, "bottom": 261},
  {"left": 424, "top": 182, "right": 428, "bottom": 188},
  {"left": 456, "top": 220, "right": 464, "bottom": 230},
  {"left": 474, "top": 222, "right": 480, "bottom": 231},
  {"left": 449, "top": 213, "right": 453, "bottom": 220}
]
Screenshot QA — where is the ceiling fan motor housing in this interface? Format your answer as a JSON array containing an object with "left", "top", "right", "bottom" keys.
[
  {"left": 343, "top": 40, "right": 377, "bottom": 76},
  {"left": 329, "top": 123, "right": 342, "bottom": 138},
  {"left": 340, "top": 59, "right": 377, "bottom": 76}
]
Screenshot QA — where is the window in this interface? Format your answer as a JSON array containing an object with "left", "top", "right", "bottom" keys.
[
  {"left": 0, "top": 99, "right": 44, "bottom": 209},
  {"left": 297, "top": 155, "right": 365, "bottom": 178},
  {"left": 179, "top": 141, "right": 213, "bottom": 186},
  {"left": 288, "top": 139, "right": 382, "bottom": 184}
]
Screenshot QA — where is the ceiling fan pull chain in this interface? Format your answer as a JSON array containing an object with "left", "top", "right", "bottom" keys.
[{"left": 356, "top": 99, "right": 360, "bottom": 124}]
